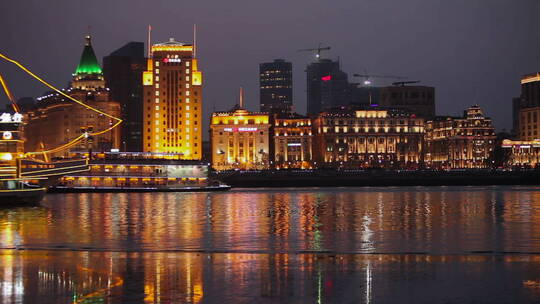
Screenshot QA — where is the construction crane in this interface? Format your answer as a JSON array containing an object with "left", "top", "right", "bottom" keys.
[
  {"left": 353, "top": 72, "right": 407, "bottom": 86},
  {"left": 392, "top": 80, "right": 421, "bottom": 86},
  {"left": 298, "top": 43, "right": 331, "bottom": 59}
]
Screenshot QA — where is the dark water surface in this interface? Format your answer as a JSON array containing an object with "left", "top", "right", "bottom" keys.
[{"left": 1, "top": 186, "right": 540, "bottom": 303}]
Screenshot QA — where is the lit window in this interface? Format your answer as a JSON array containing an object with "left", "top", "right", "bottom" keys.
[
  {"left": 155, "top": 120, "right": 160, "bottom": 125},
  {"left": 186, "top": 61, "right": 190, "bottom": 67},
  {"left": 186, "top": 76, "right": 190, "bottom": 81},
  {"left": 155, "top": 106, "right": 159, "bottom": 110},
  {"left": 155, "top": 98, "right": 159, "bottom": 103},
  {"left": 186, "top": 113, "right": 190, "bottom": 118},
  {"left": 155, "top": 128, "right": 159, "bottom": 132},
  {"left": 186, "top": 127, "right": 190, "bottom": 133},
  {"left": 156, "top": 69, "right": 159, "bottom": 74},
  {"left": 155, "top": 91, "right": 159, "bottom": 96},
  {"left": 186, "top": 106, "right": 190, "bottom": 111},
  {"left": 155, "top": 84, "right": 159, "bottom": 89},
  {"left": 186, "top": 98, "right": 190, "bottom": 103},
  {"left": 186, "top": 135, "right": 190, "bottom": 140},
  {"left": 155, "top": 135, "right": 159, "bottom": 140},
  {"left": 155, "top": 113, "right": 159, "bottom": 118},
  {"left": 186, "top": 91, "right": 190, "bottom": 96},
  {"left": 186, "top": 84, "right": 190, "bottom": 88},
  {"left": 186, "top": 120, "right": 190, "bottom": 125},
  {"left": 155, "top": 61, "right": 159, "bottom": 67},
  {"left": 156, "top": 76, "right": 159, "bottom": 81}
]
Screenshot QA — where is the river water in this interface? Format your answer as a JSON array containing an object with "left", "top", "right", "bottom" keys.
[{"left": 1, "top": 186, "right": 540, "bottom": 303}]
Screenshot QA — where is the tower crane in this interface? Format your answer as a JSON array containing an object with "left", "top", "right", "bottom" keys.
[
  {"left": 297, "top": 43, "right": 331, "bottom": 59},
  {"left": 392, "top": 80, "right": 421, "bottom": 86}
]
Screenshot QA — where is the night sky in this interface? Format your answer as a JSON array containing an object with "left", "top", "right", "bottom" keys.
[{"left": 1, "top": 0, "right": 539, "bottom": 134}]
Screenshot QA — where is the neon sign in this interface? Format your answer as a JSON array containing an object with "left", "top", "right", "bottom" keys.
[
  {"left": 321, "top": 75, "right": 332, "bottom": 82},
  {"left": 223, "top": 127, "right": 259, "bottom": 132},
  {"left": 2, "top": 131, "right": 12, "bottom": 140},
  {"left": 163, "top": 58, "right": 182, "bottom": 63},
  {"left": 0, "top": 113, "right": 22, "bottom": 123},
  {"left": 287, "top": 143, "right": 301, "bottom": 146},
  {"left": 238, "top": 127, "right": 258, "bottom": 132}
]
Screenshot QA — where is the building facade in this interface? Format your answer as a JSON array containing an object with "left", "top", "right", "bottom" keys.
[
  {"left": 502, "top": 139, "right": 540, "bottom": 168},
  {"left": 516, "top": 73, "right": 540, "bottom": 141},
  {"left": 272, "top": 114, "right": 312, "bottom": 169},
  {"left": 142, "top": 38, "right": 203, "bottom": 159},
  {"left": 425, "top": 105, "right": 496, "bottom": 169},
  {"left": 311, "top": 107, "right": 425, "bottom": 168},
  {"left": 259, "top": 59, "right": 292, "bottom": 114},
  {"left": 210, "top": 107, "right": 270, "bottom": 171},
  {"left": 25, "top": 36, "right": 121, "bottom": 157},
  {"left": 103, "top": 42, "right": 146, "bottom": 152},
  {"left": 306, "top": 59, "right": 350, "bottom": 115},
  {"left": 380, "top": 84, "right": 435, "bottom": 119}
]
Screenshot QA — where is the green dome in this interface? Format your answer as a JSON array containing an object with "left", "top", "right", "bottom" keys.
[{"left": 74, "top": 36, "right": 102, "bottom": 75}]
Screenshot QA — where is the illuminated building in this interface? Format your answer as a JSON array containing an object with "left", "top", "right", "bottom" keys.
[
  {"left": 259, "top": 59, "right": 292, "bottom": 114},
  {"left": 517, "top": 73, "right": 540, "bottom": 140},
  {"left": 502, "top": 139, "right": 540, "bottom": 168},
  {"left": 379, "top": 83, "right": 435, "bottom": 119},
  {"left": 142, "top": 38, "right": 203, "bottom": 159},
  {"left": 272, "top": 113, "right": 312, "bottom": 169},
  {"left": 306, "top": 59, "right": 350, "bottom": 115},
  {"left": 57, "top": 152, "right": 210, "bottom": 189},
  {"left": 0, "top": 112, "right": 24, "bottom": 164},
  {"left": 103, "top": 42, "right": 146, "bottom": 152},
  {"left": 311, "top": 106, "right": 424, "bottom": 168},
  {"left": 210, "top": 99, "right": 270, "bottom": 170},
  {"left": 425, "top": 105, "right": 496, "bottom": 169},
  {"left": 24, "top": 36, "right": 121, "bottom": 157}
]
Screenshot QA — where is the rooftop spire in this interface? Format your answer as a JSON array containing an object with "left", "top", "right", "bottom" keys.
[
  {"left": 74, "top": 35, "right": 102, "bottom": 75},
  {"left": 239, "top": 87, "right": 244, "bottom": 109}
]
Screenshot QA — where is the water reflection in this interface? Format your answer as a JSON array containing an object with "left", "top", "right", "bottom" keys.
[
  {"left": 0, "top": 187, "right": 539, "bottom": 302},
  {"left": 1, "top": 251, "right": 540, "bottom": 303},
  {"left": 0, "top": 187, "right": 539, "bottom": 253}
]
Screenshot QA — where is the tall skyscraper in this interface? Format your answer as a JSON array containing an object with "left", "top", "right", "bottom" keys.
[
  {"left": 103, "top": 42, "right": 145, "bottom": 152},
  {"left": 379, "top": 83, "right": 435, "bottom": 119},
  {"left": 259, "top": 59, "right": 292, "bottom": 114},
  {"left": 306, "top": 59, "right": 350, "bottom": 115},
  {"left": 518, "top": 73, "right": 540, "bottom": 140},
  {"left": 142, "top": 38, "right": 203, "bottom": 159}
]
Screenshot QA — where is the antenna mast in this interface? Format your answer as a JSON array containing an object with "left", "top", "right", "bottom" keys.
[
  {"left": 193, "top": 24, "right": 197, "bottom": 58},
  {"left": 239, "top": 87, "right": 244, "bottom": 109},
  {"left": 147, "top": 25, "right": 152, "bottom": 57}
]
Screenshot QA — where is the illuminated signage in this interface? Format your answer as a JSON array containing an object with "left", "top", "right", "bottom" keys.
[
  {"left": 238, "top": 127, "right": 258, "bottom": 132},
  {"left": 321, "top": 75, "right": 332, "bottom": 82},
  {"left": 0, "top": 113, "right": 22, "bottom": 123},
  {"left": 287, "top": 143, "right": 301, "bottom": 147},
  {"left": 223, "top": 127, "right": 259, "bottom": 132},
  {"left": 163, "top": 58, "right": 182, "bottom": 63},
  {"left": 2, "top": 131, "right": 12, "bottom": 140}
]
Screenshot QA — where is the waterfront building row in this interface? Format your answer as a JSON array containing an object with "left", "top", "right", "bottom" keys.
[{"left": 210, "top": 104, "right": 497, "bottom": 171}]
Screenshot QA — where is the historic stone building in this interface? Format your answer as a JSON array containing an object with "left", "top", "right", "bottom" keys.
[
  {"left": 24, "top": 36, "right": 121, "bottom": 157},
  {"left": 311, "top": 107, "right": 425, "bottom": 169},
  {"left": 210, "top": 101, "right": 270, "bottom": 171},
  {"left": 502, "top": 139, "right": 540, "bottom": 168},
  {"left": 425, "top": 105, "right": 496, "bottom": 169},
  {"left": 272, "top": 113, "right": 312, "bottom": 169}
]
